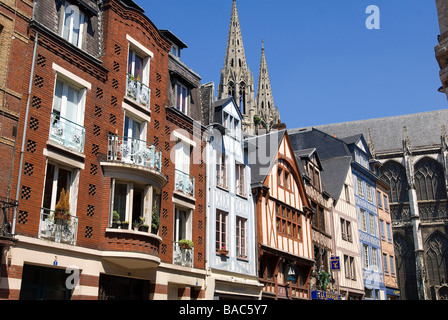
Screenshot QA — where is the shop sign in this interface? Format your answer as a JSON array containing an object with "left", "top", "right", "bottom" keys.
[{"left": 311, "top": 290, "right": 342, "bottom": 300}]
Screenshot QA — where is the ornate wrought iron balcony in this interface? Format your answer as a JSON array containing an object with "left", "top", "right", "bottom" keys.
[
  {"left": 126, "top": 73, "right": 151, "bottom": 107},
  {"left": 175, "top": 169, "right": 195, "bottom": 197},
  {"left": 173, "top": 241, "right": 194, "bottom": 267},
  {"left": 107, "top": 135, "right": 162, "bottom": 171},
  {"left": 38, "top": 208, "right": 78, "bottom": 245},
  {"left": 49, "top": 113, "right": 85, "bottom": 153}
]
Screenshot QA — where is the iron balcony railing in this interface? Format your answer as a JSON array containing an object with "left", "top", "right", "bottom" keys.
[
  {"left": 173, "top": 241, "right": 194, "bottom": 268},
  {"left": 49, "top": 112, "right": 85, "bottom": 153},
  {"left": 107, "top": 135, "right": 162, "bottom": 171},
  {"left": 126, "top": 73, "right": 151, "bottom": 107},
  {"left": 175, "top": 169, "right": 195, "bottom": 197},
  {"left": 38, "top": 208, "right": 78, "bottom": 245}
]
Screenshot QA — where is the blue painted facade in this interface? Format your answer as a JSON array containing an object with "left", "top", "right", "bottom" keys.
[
  {"left": 347, "top": 135, "right": 386, "bottom": 300},
  {"left": 204, "top": 98, "right": 260, "bottom": 299}
]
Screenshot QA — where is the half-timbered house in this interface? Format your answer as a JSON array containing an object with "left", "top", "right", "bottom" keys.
[{"left": 248, "top": 130, "right": 314, "bottom": 300}]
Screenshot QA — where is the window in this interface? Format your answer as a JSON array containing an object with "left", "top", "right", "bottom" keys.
[
  {"left": 383, "top": 195, "right": 389, "bottom": 212},
  {"left": 61, "top": 2, "right": 85, "bottom": 48},
  {"left": 341, "top": 218, "right": 352, "bottom": 242},
  {"left": 236, "top": 217, "right": 247, "bottom": 259},
  {"left": 386, "top": 222, "right": 392, "bottom": 242},
  {"left": 284, "top": 172, "right": 290, "bottom": 190},
  {"left": 174, "top": 207, "right": 191, "bottom": 243},
  {"left": 369, "top": 214, "right": 375, "bottom": 236},
  {"left": 126, "top": 36, "right": 153, "bottom": 106},
  {"left": 345, "top": 184, "right": 350, "bottom": 203},
  {"left": 236, "top": 163, "right": 246, "bottom": 196},
  {"left": 367, "top": 185, "right": 372, "bottom": 203},
  {"left": 175, "top": 83, "right": 189, "bottom": 114},
  {"left": 357, "top": 178, "right": 363, "bottom": 197},
  {"left": 372, "top": 247, "right": 378, "bottom": 268},
  {"left": 377, "top": 191, "right": 382, "bottom": 208},
  {"left": 42, "top": 163, "right": 76, "bottom": 215},
  {"left": 216, "top": 153, "right": 227, "bottom": 189},
  {"left": 389, "top": 255, "right": 395, "bottom": 275},
  {"left": 276, "top": 203, "right": 301, "bottom": 241},
  {"left": 175, "top": 141, "right": 194, "bottom": 197},
  {"left": 363, "top": 245, "right": 369, "bottom": 268},
  {"left": 344, "top": 255, "right": 356, "bottom": 280},
  {"left": 380, "top": 219, "right": 385, "bottom": 240},
  {"left": 361, "top": 209, "right": 367, "bottom": 232},
  {"left": 111, "top": 180, "right": 147, "bottom": 229},
  {"left": 277, "top": 168, "right": 283, "bottom": 187},
  {"left": 383, "top": 254, "right": 389, "bottom": 274},
  {"left": 50, "top": 78, "right": 86, "bottom": 153},
  {"left": 216, "top": 210, "right": 228, "bottom": 252}
]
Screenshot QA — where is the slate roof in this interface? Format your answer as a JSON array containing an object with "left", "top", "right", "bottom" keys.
[
  {"left": 288, "top": 128, "right": 353, "bottom": 201},
  {"left": 297, "top": 109, "right": 448, "bottom": 154},
  {"left": 247, "top": 130, "right": 286, "bottom": 186}
]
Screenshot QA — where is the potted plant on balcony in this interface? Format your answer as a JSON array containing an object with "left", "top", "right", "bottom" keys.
[
  {"left": 112, "top": 211, "right": 120, "bottom": 228},
  {"left": 151, "top": 205, "right": 160, "bottom": 234},
  {"left": 54, "top": 189, "right": 71, "bottom": 222},
  {"left": 138, "top": 216, "right": 149, "bottom": 232},
  {"left": 178, "top": 239, "right": 194, "bottom": 250}
]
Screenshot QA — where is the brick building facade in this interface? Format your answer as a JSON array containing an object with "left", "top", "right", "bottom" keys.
[{"left": 0, "top": 0, "right": 207, "bottom": 300}]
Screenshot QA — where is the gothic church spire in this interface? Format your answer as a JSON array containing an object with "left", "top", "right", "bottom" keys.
[
  {"left": 219, "top": 0, "right": 255, "bottom": 129},
  {"left": 256, "top": 40, "right": 280, "bottom": 130}
]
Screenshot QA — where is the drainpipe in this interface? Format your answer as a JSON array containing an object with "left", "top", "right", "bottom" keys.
[{"left": 12, "top": 31, "right": 39, "bottom": 235}]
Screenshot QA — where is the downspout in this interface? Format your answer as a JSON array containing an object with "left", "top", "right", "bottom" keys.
[{"left": 12, "top": 31, "right": 39, "bottom": 235}]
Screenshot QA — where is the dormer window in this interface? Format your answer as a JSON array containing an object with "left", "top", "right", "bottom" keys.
[
  {"left": 175, "top": 82, "right": 189, "bottom": 114},
  {"left": 170, "top": 44, "right": 180, "bottom": 58},
  {"left": 60, "top": 1, "right": 85, "bottom": 48}
]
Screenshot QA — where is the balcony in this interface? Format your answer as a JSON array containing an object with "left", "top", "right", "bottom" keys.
[
  {"left": 126, "top": 73, "right": 151, "bottom": 107},
  {"left": 174, "top": 169, "right": 195, "bottom": 198},
  {"left": 38, "top": 208, "right": 78, "bottom": 245},
  {"left": 173, "top": 241, "right": 194, "bottom": 268},
  {"left": 107, "top": 135, "right": 162, "bottom": 171},
  {"left": 49, "top": 113, "right": 85, "bottom": 153},
  {"left": 103, "top": 228, "right": 162, "bottom": 269}
]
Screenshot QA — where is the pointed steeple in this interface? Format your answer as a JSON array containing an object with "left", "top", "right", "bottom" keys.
[
  {"left": 255, "top": 40, "right": 280, "bottom": 131},
  {"left": 219, "top": 0, "right": 255, "bottom": 120}
]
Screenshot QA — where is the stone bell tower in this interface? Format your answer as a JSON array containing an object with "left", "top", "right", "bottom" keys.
[{"left": 435, "top": 0, "right": 448, "bottom": 100}]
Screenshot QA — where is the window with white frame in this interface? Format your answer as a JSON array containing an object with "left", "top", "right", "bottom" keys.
[
  {"left": 60, "top": 1, "right": 85, "bottom": 48},
  {"left": 235, "top": 163, "right": 246, "bottom": 196},
  {"left": 386, "top": 222, "right": 392, "bottom": 242},
  {"left": 236, "top": 217, "right": 247, "bottom": 259},
  {"left": 216, "top": 210, "right": 228, "bottom": 252},
  {"left": 126, "top": 35, "right": 152, "bottom": 106},
  {"left": 380, "top": 219, "right": 385, "bottom": 240},
  {"left": 175, "top": 82, "right": 189, "bottom": 114},
  {"left": 361, "top": 209, "right": 367, "bottom": 232},
  {"left": 390, "top": 255, "right": 395, "bottom": 275},
  {"left": 344, "top": 255, "right": 356, "bottom": 280},
  {"left": 363, "top": 244, "right": 369, "bottom": 268},
  {"left": 372, "top": 247, "right": 378, "bottom": 268},
  {"left": 367, "top": 185, "right": 372, "bottom": 203},
  {"left": 369, "top": 213, "right": 375, "bottom": 236},
  {"left": 174, "top": 207, "right": 192, "bottom": 243},
  {"left": 216, "top": 153, "right": 227, "bottom": 189},
  {"left": 42, "top": 162, "right": 78, "bottom": 216},
  {"left": 357, "top": 177, "right": 363, "bottom": 197},
  {"left": 377, "top": 191, "right": 382, "bottom": 208},
  {"left": 50, "top": 76, "right": 87, "bottom": 153},
  {"left": 111, "top": 180, "right": 148, "bottom": 229}
]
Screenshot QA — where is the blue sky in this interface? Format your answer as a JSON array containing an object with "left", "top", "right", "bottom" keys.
[{"left": 138, "top": 0, "right": 447, "bottom": 129}]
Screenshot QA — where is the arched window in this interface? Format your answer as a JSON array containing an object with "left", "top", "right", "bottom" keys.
[
  {"left": 239, "top": 83, "right": 246, "bottom": 114},
  {"left": 379, "top": 161, "right": 409, "bottom": 203},
  {"left": 414, "top": 158, "right": 447, "bottom": 201},
  {"left": 425, "top": 232, "right": 448, "bottom": 286},
  {"left": 394, "top": 235, "right": 419, "bottom": 300}
]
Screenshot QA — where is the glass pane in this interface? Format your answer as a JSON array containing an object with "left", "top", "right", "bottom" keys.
[
  {"left": 71, "top": 9, "right": 81, "bottom": 46},
  {"left": 56, "top": 168, "right": 71, "bottom": 205},
  {"left": 113, "top": 183, "right": 128, "bottom": 221},
  {"left": 42, "top": 164, "right": 55, "bottom": 210},
  {"left": 62, "top": 6, "right": 73, "bottom": 41},
  {"left": 53, "top": 80, "right": 64, "bottom": 114},
  {"left": 65, "top": 85, "right": 80, "bottom": 123}
]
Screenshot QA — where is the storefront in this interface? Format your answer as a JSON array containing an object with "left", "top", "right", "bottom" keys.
[{"left": 311, "top": 290, "right": 342, "bottom": 300}]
